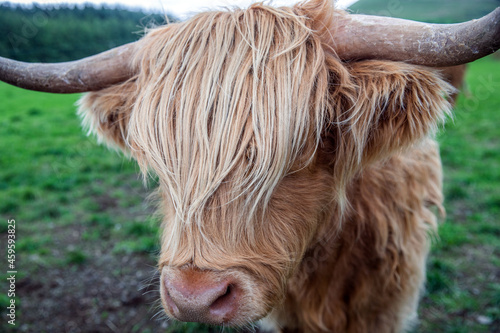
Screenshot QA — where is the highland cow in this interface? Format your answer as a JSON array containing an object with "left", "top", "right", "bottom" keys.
[{"left": 1, "top": 0, "right": 499, "bottom": 332}]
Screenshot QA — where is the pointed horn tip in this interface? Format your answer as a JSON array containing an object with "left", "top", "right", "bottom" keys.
[
  {"left": 464, "top": 7, "right": 500, "bottom": 58},
  {"left": 330, "top": 6, "right": 500, "bottom": 67},
  {"left": 0, "top": 42, "right": 137, "bottom": 93},
  {"left": 488, "top": 7, "right": 500, "bottom": 46}
]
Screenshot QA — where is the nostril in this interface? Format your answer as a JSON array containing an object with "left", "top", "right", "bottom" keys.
[
  {"left": 211, "top": 285, "right": 231, "bottom": 308},
  {"left": 209, "top": 283, "right": 239, "bottom": 320},
  {"left": 162, "top": 284, "right": 180, "bottom": 316},
  {"left": 162, "top": 269, "right": 242, "bottom": 324}
]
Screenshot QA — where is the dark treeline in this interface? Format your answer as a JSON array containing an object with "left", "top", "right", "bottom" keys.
[{"left": 0, "top": 2, "right": 175, "bottom": 62}]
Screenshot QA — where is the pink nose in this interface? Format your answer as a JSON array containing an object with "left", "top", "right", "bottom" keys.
[{"left": 162, "top": 268, "right": 241, "bottom": 324}]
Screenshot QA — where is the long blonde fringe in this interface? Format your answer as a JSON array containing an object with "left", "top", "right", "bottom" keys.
[{"left": 126, "top": 3, "right": 331, "bottom": 253}]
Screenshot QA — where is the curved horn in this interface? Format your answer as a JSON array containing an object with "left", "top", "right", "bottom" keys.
[
  {"left": 0, "top": 42, "right": 136, "bottom": 93},
  {"left": 330, "top": 8, "right": 500, "bottom": 67}
]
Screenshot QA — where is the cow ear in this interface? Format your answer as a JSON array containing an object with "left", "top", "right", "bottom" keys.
[
  {"left": 327, "top": 60, "right": 453, "bottom": 178},
  {"left": 77, "top": 79, "right": 137, "bottom": 153}
]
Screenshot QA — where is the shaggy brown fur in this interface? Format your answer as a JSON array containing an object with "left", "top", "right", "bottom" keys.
[
  {"left": 78, "top": 0, "right": 455, "bottom": 331},
  {"left": 265, "top": 139, "right": 443, "bottom": 332},
  {"left": 439, "top": 65, "right": 467, "bottom": 105}
]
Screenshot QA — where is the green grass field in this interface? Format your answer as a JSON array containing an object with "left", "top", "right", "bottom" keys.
[
  {"left": 416, "top": 57, "right": 500, "bottom": 333},
  {"left": 0, "top": 57, "right": 499, "bottom": 332}
]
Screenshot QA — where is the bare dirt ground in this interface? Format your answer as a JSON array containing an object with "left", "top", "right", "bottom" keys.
[{"left": 14, "top": 236, "right": 168, "bottom": 332}]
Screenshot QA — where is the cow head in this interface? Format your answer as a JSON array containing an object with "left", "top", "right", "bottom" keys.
[{"left": 1, "top": 0, "right": 499, "bottom": 327}]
